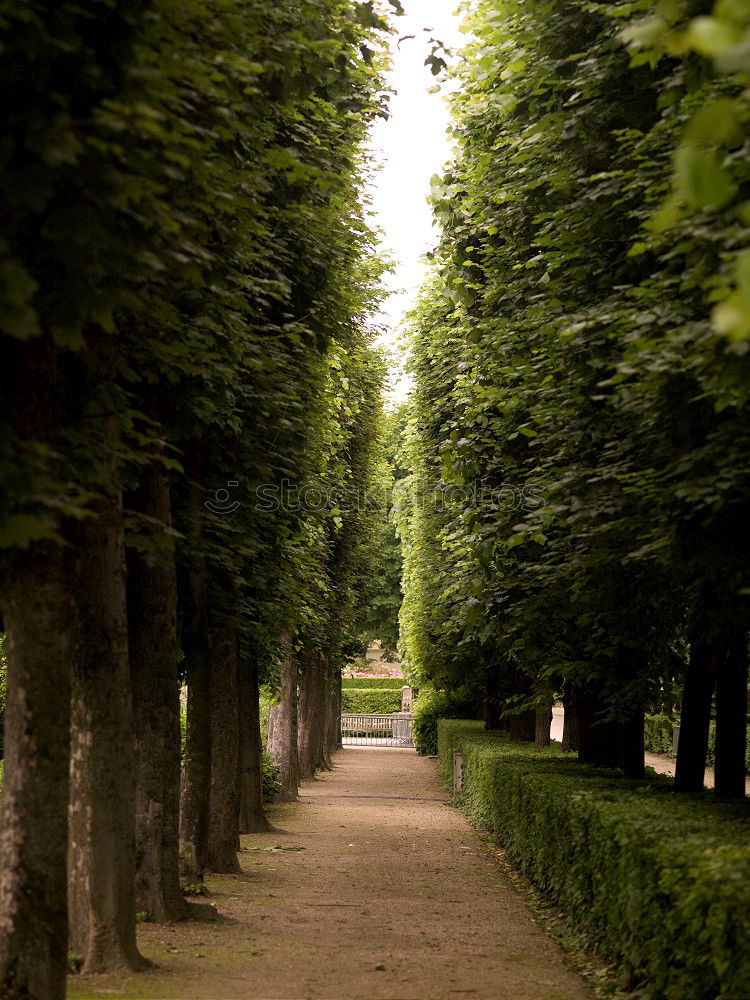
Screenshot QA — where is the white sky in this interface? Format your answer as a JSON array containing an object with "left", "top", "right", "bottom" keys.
[{"left": 368, "top": 0, "right": 467, "bottom": 403}]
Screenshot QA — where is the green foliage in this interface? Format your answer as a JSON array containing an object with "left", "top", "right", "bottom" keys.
[
  {"left": 399, "top": 0, "right": 750, "bottom": 763},
  {"left": 439, "top": 721, "right": 750, "bottom": 1000},
  {"left": 644, "top": 713, "right": 676, "bottom": 755},
  {"left": 411, "top": 687, "right": 477, "bottom": 756},
  {"left": 0, "top": 0, "right": 394, "bottom": 709},
  {"left": 340, "top": 688, "right": 401, "bottom": 714},
  {"left": 262, "top": 749, "right": 281, "bottom": 802},
  {"left": 341, "top": 676, "right": 404, "bottom": 689},
  {"left": 355, "top": 404, "right": 408, "bottom": 654}
]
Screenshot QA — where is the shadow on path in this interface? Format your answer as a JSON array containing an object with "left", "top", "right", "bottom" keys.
[{"left": 68, "top": 748, "right": 592, "bottom": 1000}]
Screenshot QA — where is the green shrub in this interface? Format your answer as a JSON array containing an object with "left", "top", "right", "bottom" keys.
[
  {"left": 259, "top": 687, "right": 273, "bottom": 747},
  {"left": 412, "top": 688, "right": 478, "bottom": 756},
  {"left": 644, "top": 713, "right": 675, "bottom": 755},
  {"left": 262, "top": 749, "right": 281, "bottom": 800},
  {"left": 341, "top": 676, "right": 405, "bottom": 690},
  {"left": 438, "top": 720, "right": 750, "bottom": 1000},
  {"left": 341, "top": 688, "right": 401, "bottom": 714}
]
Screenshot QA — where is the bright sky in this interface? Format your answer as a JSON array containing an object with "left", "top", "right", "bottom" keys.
[{"left": 369, "top": 0, "right": 467, "bottom": 403}]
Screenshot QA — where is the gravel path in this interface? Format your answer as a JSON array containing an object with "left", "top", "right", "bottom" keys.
[{"left": 70, "top": 748, "right": 592, "bottom": 1000}]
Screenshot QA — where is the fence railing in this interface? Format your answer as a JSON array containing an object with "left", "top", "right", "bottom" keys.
[{"left": 340, "top": 712, "right": 414, "bottom": 748}]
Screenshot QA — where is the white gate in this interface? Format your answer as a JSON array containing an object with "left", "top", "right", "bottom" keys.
[{"left": 340, "top": 713, "right": 414, "bottom": 748}]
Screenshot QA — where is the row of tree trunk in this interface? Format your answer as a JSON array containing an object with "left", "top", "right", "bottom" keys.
[
  {"left": 0, "top": 466, "right": 271, "bottom": 998},
  {"left": 485, "top": 637, "right": 748, "bottom": 797},
  {"left": 267, "top": 645, "right": 342, "bottom": 802},
  {"left": 559, "top": 632, "right": 748, "bottom": 798}
]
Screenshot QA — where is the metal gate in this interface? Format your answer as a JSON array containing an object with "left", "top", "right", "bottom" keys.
[{"left": 341, "top": 712, "right": 414, "bottom": 748}]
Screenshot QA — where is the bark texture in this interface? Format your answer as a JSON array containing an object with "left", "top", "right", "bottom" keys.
[
  {"left": 714, "top": 628, "right": 748, "bottom": 799},
  {"left": 674, "top": 639, "right": 715, "bottom": 793},
  {"left": 535, "top": 706, "right": 553, "bottom": 747},
  {"left": 178, "top": 481, "right": 212, "bottom": 883},
  {"left": 127, "top": 462, "right": 186, "bottom": 921},
  {"left": 267, "top": 651, "right": 299, "bottom": 801},
  {"left": 297, "top": 647, "right": 324, "bottom": 779},
  {"left": 508, "top": 709, "right": 536, "bottom": 742},
  {"left": 68, "top": 484, "right": 144, "bottom": 973},
  {"left": 576, "top": 692, "right": 616, "bottom": 767},
  {"left": 577, "top": 689, "right": 645, "bottom": 778},
  {"left": 0, "top": 546, "right": 74, "bottom": 999},
  {"left": 335, "top": 671, "right": 343, "bottom": 750},
  {"left": 206, "top": 630, "right": 240, "bottom": 872},
  {"left": 238, "top": 655, "right": 270, "bottom": 834},
  {"left": 562, "top": 693, "right": 580, "bottom": 752},
  {"left": 326, "top": 669, "right": 340, "bottom": 757},
  {"left": 618, "top": 708, "right": 646, "bottom": 780}
]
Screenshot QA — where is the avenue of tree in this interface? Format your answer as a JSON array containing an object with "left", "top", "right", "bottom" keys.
[
  {"left": 399, "top": 0, "right": 750, "bottom": 797},
  {"left": 0, "top": 1, "right": 399, "bottom": 996},
  {"left": 2, "top": 1, "right": 750, "bottom": 999}
]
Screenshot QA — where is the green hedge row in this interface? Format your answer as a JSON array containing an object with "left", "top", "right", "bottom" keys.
[
  {"left": 438, "top": 719, "right": 750, "bottom": 1000},
  {"left": 643, "top": 713, "right": 750, "bottom": 771},
  {"left": 341, "top": 677, "right": 405, "bottom": 689},
  {"left": 412, "top": 688, "right": 478, "bottom": 756},
  {"left": 341, "top": 688, "right": 401, "bottom": 714}
]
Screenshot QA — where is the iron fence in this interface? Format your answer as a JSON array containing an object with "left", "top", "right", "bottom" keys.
[{"left": 340, "top": 712, "right": 414, "bottom": 748}]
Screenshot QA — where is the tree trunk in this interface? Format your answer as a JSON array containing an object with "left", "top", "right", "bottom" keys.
[
  {"left": 326, "top": 668, "right": 340, "bottom": 757},
  {"left": 535, "top": 706, "right": 553, "bottom": 747},
  {"left": 509, "top": 709, "right": 536, "bottom": 742},
  {"left": 238, "top": 654, "right": 270, "bottom": 834},
  {"left": 127, "top": 462, "right": 186, "bottom": 922},
  {"left": 561, "top": 693, "right": 579, "bottom": 752},
  {"left": 318, "top": 663, "right": 333, "bottom": 771},
  {"left": 267, "top": 649, "right": 299, "bottom": 801},
  {"left": 68, "top": 483, "right": 144, "bottom": 973},
  {"left": 206, "top": 628, "right": 240, "bottom": 873},
  {"left": 577, "top": 691, "right": 619, "bottom": 769},
  {"left": 297, "top": 646, "right": 323, "bottom": 780},
  {"left": 715, "top": 628, "right": 748, "bottom": 799},
  {"left": 179, "top": 480, "right": 212, "bottom": 884},
  {"left": 483, "top": 667, "right": 503, "bottom": 730},
  {"left": 675, "top": 638, "right": 716, "bottom": 793},
  {"left": 0, "top": 545, "right": 74, "bottom": 999},
  {"left": 336, "top": 670, "right": 343, "bottom": 750},
  {"left": 617, "top": 708, "right": 645, "bottom": 780}
]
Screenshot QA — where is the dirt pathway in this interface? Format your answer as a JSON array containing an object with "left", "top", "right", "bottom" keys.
[{"left": 69, "top": 749, "right": 592, "bottom": 1000}]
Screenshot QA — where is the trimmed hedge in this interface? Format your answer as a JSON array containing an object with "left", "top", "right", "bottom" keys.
[
  {"left": 341, "top": 688, "right": 401, "bottom": 714},
  {"left": 438, "top": 719, "right": 750, "bottom": 1000},
  {"left": 412, "top": 688, "right": 478, "bottom": 756},
  {"left": 341, "top": 677, "right": 405, "bottom": 689}
]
